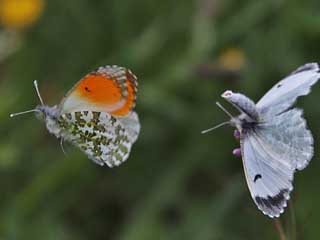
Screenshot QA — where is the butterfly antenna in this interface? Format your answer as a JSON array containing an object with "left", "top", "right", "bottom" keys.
[
  {"left": 216, "top": 102, "right": 234, "bottom": 118},
  {"left": 9, "top": 80, "right": 44, "bottom": 118},
  {"left": 201, "top": 121, "right": 230, "bottom": 134},
  {"left": 33, "top": 80, "right": 44, "bottom": 105},
  {"left": 10, "top": 109, "right": 40, "bottom": 118},
  {"left": 201, "top": 101, "right": 234, "bottom": 134}
]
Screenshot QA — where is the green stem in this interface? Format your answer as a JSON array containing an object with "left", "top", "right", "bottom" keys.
[
  {"left": 289, "top": 200, "right": 297, "bottom": 240},
  {"left": 274, "top": 218, "right": 287, "bottom": 240}
]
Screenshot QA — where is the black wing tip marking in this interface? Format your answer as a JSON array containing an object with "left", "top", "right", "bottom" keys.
[
  {"left": 255, "top": 189, "right": 290, "bottom": 218},
  {"left": 291, "top": 62, "right": 320, "bottom": 75}
]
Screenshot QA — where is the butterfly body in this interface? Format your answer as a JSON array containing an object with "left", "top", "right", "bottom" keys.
[
  {"left": 13, "top": 65, "right": 140, "bottom": 167},
  {"left": 218, "top": 63, "right": 320, "bottom": 218},
  {"left": 223, "top": 91, "right": 259, "bottom": 122}
]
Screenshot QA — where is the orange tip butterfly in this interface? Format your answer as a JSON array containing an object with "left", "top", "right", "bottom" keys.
[{"left": 10, "top": 65, "right": 140, "bottom": 167}]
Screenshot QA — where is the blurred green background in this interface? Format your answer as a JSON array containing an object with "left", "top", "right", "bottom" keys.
[{"left": 1, "top": 0, "right": 320, "bottom": 239}]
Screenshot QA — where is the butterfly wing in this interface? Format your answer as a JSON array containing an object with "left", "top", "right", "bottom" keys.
[
  {"left": 241, "top": 133, "right": 293, "bottom": 218},
  {"left": 258, "top": 109, "right": 313, "bottom": 170},
  {"left": 59, "top": 111, "right": 139, "bottom": 167},
  {"left": 59, "top": 65, "right": 138, "bottom": 116},
  {"left": 117, "top": 111, "right": 140, "bottom": 142},
  {"left": 257, "top": 63, "right": 320, "bottom": 118},
  {"left": 241, "top": 108, "right": 313, "bottom": 217}
]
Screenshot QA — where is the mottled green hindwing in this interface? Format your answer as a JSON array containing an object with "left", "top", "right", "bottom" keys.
[{"left": 58, "top": 111, "right": 136, "bottom": 167}]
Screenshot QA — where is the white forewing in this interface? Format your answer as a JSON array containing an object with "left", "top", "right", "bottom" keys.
[
  {"left": 60, "top": 96, "right": 126, "bottom": 115},
  {"left": 241, "top": 131, "right": 293, "bottom": 218},
  {"left": 240, "top": 108, "right": 313, "bottom": 217},
  {"left": 257, "top": 63, "right": 320, "bottom": 118}
]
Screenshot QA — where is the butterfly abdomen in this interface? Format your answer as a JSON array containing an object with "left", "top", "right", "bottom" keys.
[{"left": 222, "top": 90, "right": 259, "bottom": 121}]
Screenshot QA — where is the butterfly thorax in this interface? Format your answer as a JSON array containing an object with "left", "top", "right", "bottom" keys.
[{"left": 233, "top": 113, "right": 258, "bottom": 133}]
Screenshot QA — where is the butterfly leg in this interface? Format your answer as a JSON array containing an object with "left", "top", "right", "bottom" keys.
[
  {"left": 233, "top": 129, "right": 240, "bottom": 139},
  {"left": 60, "top": 137, "right": 67, "bottom": 156},
  {"left": 232, "top": 130, "right": 241, "bottom": 157},
  {"left": 232, "top": 148, "right": 241, "bottom": 157}
]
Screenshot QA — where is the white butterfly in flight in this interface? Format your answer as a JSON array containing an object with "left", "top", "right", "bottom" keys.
[{"left": 203, "top": 63, "right": 320, "bottom": 218}]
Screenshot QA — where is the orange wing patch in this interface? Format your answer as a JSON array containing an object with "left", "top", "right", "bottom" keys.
[
  {"left": 77, "top": 73, "right": 122, "bottom": 106},
  {"left": 60, "top": 66, "right": 138, "bottom": 116}
]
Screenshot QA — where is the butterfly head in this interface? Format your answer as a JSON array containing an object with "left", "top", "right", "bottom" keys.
[{"left": 34, "top": 105, "right": 59, "bottom": 120}]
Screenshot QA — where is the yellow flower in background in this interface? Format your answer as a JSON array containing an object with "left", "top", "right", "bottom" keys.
[
  {"left": 218, "top": 48, "right": 246, "bottom": 71},
  {"left": 195, "top": 48, "right": 246, "bottom": 81},
  {"left": 0, "top": 0, "right": 44, "bottom": 29}
]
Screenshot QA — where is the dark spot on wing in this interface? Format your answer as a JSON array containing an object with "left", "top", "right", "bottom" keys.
[
  {"left": 276, "top": 84, "right": 282, "bottom": 88},
  {"left": 84, "top": 87, "right": 91, "bottom": 92},
  {"left": 254, "top": 174, "right": 262, "bottom": 182},
  {"left": 255, "top": 189, "right": 289, "bottom": 210},
  {"left": 292, "top": 63, "right": 319, "bottom": 74}
]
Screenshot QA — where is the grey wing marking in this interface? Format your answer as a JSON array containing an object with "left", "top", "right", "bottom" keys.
[{"left": 257, "top": 63, "right": 320, "bottom": 118}]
